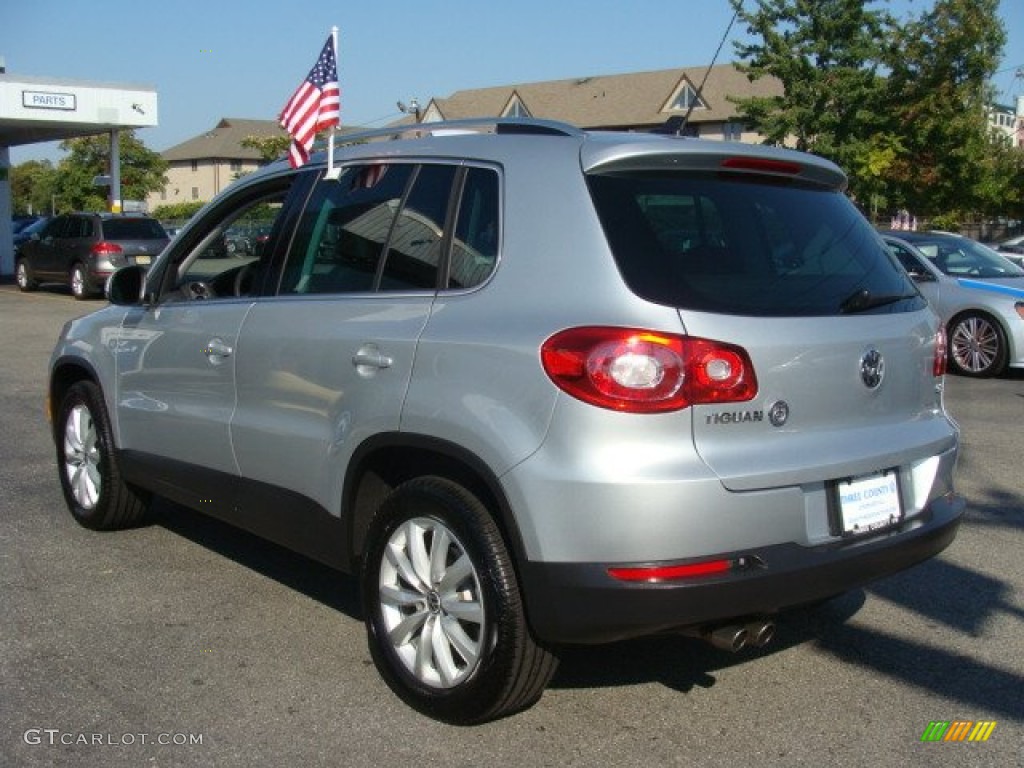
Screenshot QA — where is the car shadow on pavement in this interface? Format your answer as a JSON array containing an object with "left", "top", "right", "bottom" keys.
[
  {"left": 149, "top": 498, "right": 363, "bottom": 620},
  {"left": 149, "top": 498, "right": 1023, "bottom": 722}
]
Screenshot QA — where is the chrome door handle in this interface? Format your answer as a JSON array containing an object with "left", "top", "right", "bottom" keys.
[
  {"left": 352, "top": 345, "right": 393, "bottom": 371},
  {"left": 204, "top": 338, "right": 233, "bottom": 364}
]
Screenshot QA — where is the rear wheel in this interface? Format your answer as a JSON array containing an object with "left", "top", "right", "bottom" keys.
[
  {"left": 948, "top": 312, "right": 1007, "bottom": 377},
  {"left": 361, "top": 476, "right": 558, "bottom": 724},
  {"left": 70, "top": 263, "right": 97, "bottom": 300},
  {"left": 15, "top": 259, "right": 38, "bottom": 292},
  {"left": 56, "top": 381, "right": 149, "bottom": 530}
]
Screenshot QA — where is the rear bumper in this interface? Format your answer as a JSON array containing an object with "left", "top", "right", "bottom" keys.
[{"left": 519, "top": 491, "right": 964, "bottom": 645}]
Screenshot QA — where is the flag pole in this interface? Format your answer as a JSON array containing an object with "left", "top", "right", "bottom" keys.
[{"left": 326, "top": 26, "right": 340, "bottom": 180}]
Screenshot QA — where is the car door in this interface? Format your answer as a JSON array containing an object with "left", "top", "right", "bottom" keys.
[
  {"left": 30, "top": 216, "right": 69, "bottom": 277},
  {"left": 113, "top": 172, "right": 304, "bottom": 502},
  {"left": 230, "top": 162, "right": 458, "bottom": 518}
]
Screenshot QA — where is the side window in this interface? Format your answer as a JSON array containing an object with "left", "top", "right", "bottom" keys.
[
  {"left": 449, "top": 167, "right": 499, "bottom": 289},
  {"left": 281, "top": 164, "right": 415, "bottom": 294},
  {"left": 378, "top": 164, "right": 457, "bottom": 291},
  {"left": 43, "top": 217, "right": 69, "bottom": 239},
  {"left": 163, "top": 178, "right": 296, "bottom": 301}
]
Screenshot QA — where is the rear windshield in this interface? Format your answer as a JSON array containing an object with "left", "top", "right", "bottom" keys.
[
  {"left": 102, "top": 219, "right": 168, "bottom": 240},
  {"left": 588, "top": 172, "right": 924, "bottom": 316}
]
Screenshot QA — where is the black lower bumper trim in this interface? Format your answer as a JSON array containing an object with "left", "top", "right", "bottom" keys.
[{"left": 519, "top": 493, "right": 964, "bottom": 645}]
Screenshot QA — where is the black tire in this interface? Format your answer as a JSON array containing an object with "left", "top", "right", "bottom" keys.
[
  {"left": 361, "top": 476, "right": 558, "bottom": 724},
  {"left": 948, "top": 312, "right": 1008, "bottom": 378},
  {"left": 15, "top": 259, "right": 38, "bottom": 292},
  {"left": 55, "top": 381, "right": 150, "bottom": 530}
]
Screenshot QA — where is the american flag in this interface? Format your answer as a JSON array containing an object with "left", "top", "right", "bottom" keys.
[{"left": 279, "top": 35, "right": 341, "bottom": 168}]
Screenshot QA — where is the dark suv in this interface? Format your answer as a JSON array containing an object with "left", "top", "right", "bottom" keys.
[{"left": 16, "top": 213, "right": 168, "bottom": 299}]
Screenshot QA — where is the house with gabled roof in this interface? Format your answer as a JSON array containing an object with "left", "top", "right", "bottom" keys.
[
  {"left": 417, "top": 64, "right": 782, "bottom": 141},
  {"left": 146, "top": 117, "right": 286, "bottom": 211}
]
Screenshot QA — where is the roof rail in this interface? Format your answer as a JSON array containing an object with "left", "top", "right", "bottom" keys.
[{"left": 313, "top": 117, "right": 584, "bottom": 152}]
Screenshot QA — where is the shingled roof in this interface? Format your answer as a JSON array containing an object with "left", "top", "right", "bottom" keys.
[
  {"left": 421, "top": 64, "right": 781, "bottom": 130},
  {"left": 161, "top": 117, "right": 285, "bottom": 162}
]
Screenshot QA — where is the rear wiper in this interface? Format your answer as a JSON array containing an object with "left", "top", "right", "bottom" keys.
[{"left": 839, "top": 288, "right": 917, "bottom": 314}]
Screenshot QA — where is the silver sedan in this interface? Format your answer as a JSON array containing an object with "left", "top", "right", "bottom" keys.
[{"left": 882, "top": 230, "right": 1024, "bottom": 377}]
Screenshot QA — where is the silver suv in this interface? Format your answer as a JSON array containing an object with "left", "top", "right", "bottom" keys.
[{"left": 48, "top": 118, "right": 964, "bottom": 723}]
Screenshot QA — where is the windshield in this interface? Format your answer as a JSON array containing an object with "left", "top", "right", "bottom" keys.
[
  {"left": 908, "top": 237, "right": 1024, "bottom": 279},
  {"left": 587, "top": 171, "right": 924, "bottom": 316}
]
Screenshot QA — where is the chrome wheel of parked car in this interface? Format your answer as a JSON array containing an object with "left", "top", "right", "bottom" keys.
[
  {"left": 56, "top": 381, "right": 149, "bottom": 530},
  {"left": 362, "top": 477, "right": 558, "bottom": 724},
  {"left": 70, "top": 263, "right": 91, "bottom": 300},
  {"left": 949, "top": 313, "right": 1008, "bottom": 377},
  {"left": 15, "top": 260, "right": 38, "bottom": 292}
]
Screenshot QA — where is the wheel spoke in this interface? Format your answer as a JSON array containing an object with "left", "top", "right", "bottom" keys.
[
  {"left": 384, "top": 538, "right": 427, "bottom": 594},
  {"left": 387, "top": 605, "right": 429, "bottom": 648},
  {"left": 440, "top": 591, "right": 483, "bottom": 624},
  {"left": 440, "top": 614, "right": 481, "bottom": 668}
]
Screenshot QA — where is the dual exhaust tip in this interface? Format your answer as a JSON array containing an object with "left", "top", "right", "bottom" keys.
[{"left": 696, "top": 619, "right": 776, "bottom": 653}]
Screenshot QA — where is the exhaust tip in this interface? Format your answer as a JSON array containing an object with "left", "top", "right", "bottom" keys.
[
  {"left": 706, "top": 625, "right": 748, "bottom": 653},
  {"left": 744, "top": 620, "right": 776, "bottom": 647}
]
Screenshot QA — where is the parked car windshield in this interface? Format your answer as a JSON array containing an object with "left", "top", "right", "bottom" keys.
[
  {"left": 588, "top": 171, "right": 923, "bottom": 316},
  {"left": 904, "top": 236, "right": 1024, "bottom": 279}
]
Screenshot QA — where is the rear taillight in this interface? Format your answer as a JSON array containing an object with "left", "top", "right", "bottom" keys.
[
  {"left": 91, "top": 241, "right": 124, "bottom": 256},
  {"left": 541, "top": 326, "right": 757, "bottom": 413},
  {"left": 934, "top": 327, "right": 947, "bottom": 377}
]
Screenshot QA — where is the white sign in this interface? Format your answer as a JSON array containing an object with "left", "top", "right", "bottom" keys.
[{"left": 22, "top": 90, "right": 77, "bottom": 111}]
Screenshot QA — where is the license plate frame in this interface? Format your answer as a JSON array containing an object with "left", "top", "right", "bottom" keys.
[{"left": 829, "top": 470, "right": 903, "bottom": 537}]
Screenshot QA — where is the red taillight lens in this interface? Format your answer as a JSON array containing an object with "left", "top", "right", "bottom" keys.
[
  {"left": 91, "top": 241, "right": 123, "bottom": 256},
  {"left": 721, "top": 156, "right": 801, "bottom": 175},
  {"left": 541, "top": 327, "right": 757, "bottom": 413},
  {"left": 608, "top": 559, "right": 732, "bottom": 582},
  {"left": 933, "top": 327, "right": 947, "bottom": 377}
]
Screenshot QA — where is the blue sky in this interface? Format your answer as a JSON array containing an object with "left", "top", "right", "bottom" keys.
[{"left": 4, "top": 0, "right": 1023, "bottom": 165}]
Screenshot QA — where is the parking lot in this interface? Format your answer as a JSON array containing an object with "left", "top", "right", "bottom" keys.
[{"left": 1, "top": 284, "right": 1021, "bottom": 767}]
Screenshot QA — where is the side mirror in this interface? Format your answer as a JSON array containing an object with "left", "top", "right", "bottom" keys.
[{"left": 106, "top": 264, "right": 147, "bottom": 305}]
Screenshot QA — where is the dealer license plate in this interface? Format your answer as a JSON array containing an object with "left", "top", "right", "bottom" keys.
[{"left": 835, "top": 471, "right": 902, "bottom": 536}]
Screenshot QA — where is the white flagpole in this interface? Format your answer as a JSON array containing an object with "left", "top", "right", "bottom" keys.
[{"left": 326, "top": 26, "right": 340, "bottom": 179}]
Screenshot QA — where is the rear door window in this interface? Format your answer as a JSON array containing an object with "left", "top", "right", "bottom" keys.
[{"left": 588, "top": 172, "right": 923, "bottom": 316}]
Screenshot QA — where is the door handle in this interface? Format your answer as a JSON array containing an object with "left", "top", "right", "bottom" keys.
[
  {"left": 352, "top": 345, "right": 393, "bottom": 371},
  {"left": 204, "top": 338, "right": 233, "bottom": 364}
]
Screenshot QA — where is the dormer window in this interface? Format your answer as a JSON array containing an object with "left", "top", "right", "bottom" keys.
[
  {"left": 502, "top": 93, "right": 531, "bottom": 118},
  {"left": 665, "top": 82, "right": 707, "bottom": 112}
]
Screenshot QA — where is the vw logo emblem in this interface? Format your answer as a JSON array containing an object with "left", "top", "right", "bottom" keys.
[
  {"left": 768, "top": 400, "right": 790, "bottom": 427},
  {"left": 860, "top": 348, "right": 885, "bottom": 389}
]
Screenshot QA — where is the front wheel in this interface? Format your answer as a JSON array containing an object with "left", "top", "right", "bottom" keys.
[
  {"left": 15, "top": 259, "right": 38, "bottom": 292},
  {"left": 55, "top": 381, "right": 150, "bottom": 530},
  {"left": 361, "top": 477, "right": 558, "bottom": 724},
  {"left": 948, "top": 313, "right": 1008, "bottom": 377}
]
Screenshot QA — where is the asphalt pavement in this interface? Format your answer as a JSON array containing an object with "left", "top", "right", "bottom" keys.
[{"left": 1, "top": 284, "right": 1021, "bottom": 768}]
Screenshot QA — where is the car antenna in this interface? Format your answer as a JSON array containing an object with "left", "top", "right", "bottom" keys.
[{"left": 655, "top": 6, "right": 739, "bottom": 136}]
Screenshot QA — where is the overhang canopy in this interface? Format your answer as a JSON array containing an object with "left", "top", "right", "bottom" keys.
[{"left": 0, "top": 73, "right": 158, "bottom": 147}]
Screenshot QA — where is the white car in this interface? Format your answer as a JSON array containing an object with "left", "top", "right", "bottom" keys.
[{"left": 883, "top": 230, "right": 1024, "bottom": 376}]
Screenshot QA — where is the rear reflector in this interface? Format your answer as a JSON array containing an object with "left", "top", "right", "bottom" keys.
[{"left": 608, "top": 559, "right": 732, "bottom": 582}]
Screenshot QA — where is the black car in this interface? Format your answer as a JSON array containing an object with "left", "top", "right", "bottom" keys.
[{"left": 16, "top": 213, "right": 168, "bottom": 299}]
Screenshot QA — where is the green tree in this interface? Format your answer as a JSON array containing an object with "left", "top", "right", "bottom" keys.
[
  {"left": 240, "top": 134, "right": 291, "bottom": 163},
  {"left": 10, "top": 159, "right": 58, "bottom": 215},
  {"left": 53, "top": 130, "right": 167, "bottom": 212},
  {"left": 729, "top": 0, "right": 892, "bottom": 186},
  {"left": 881, "top": 0, "right": 1007, "bottom": 217}
]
